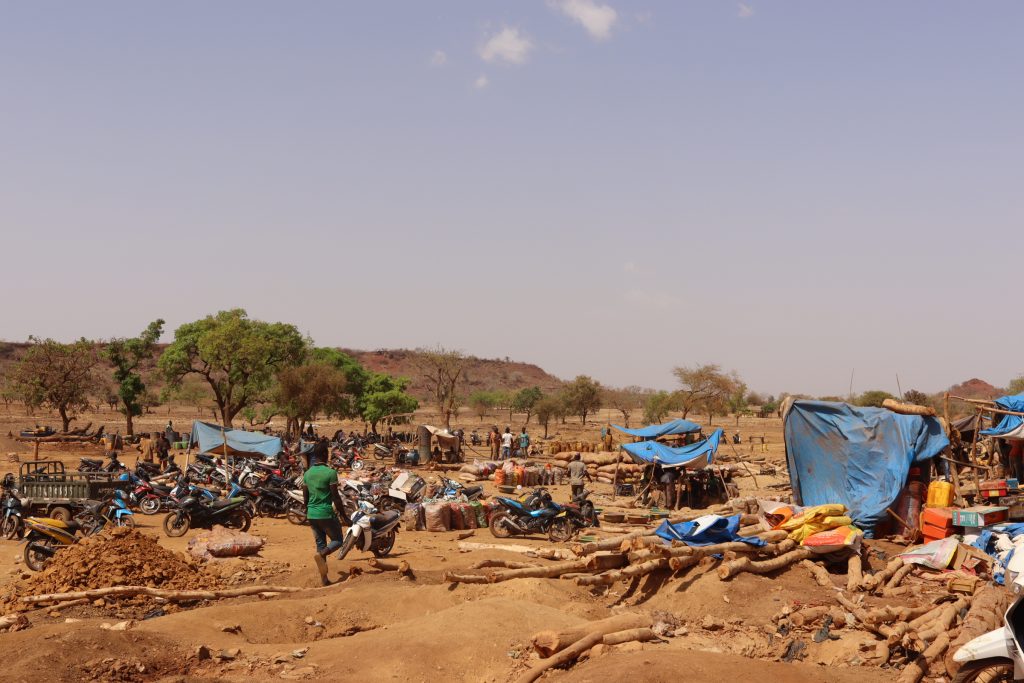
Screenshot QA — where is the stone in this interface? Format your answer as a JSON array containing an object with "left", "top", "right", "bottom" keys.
[
  {"left": 700, "top": 615, "right": 724, "bottom": 631},
  {"left": 217, "top": 648, "right": 241, "bottom": 661},
  {"left": 196, "top": 646, "right": 212, "bottom": 660},
  {"left": 291, "top": 648, "right": 308, "bottom": 659}
]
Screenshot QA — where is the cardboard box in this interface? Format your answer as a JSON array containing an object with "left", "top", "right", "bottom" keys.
[
  {"left": 981, "top": 479, "right": 1009, "bottom": 499},
  {"left": 953, "top": 543, "right": 993, "bottom": 575},
  {"left": 1004, "top": 495, "right": 1024, "bottom": 521},
  {"left": 920, "top": 507, "right": 955, "bottom": 542},
  {"left": 952, "top": 506, "right": 1009, "bottom": 528}
]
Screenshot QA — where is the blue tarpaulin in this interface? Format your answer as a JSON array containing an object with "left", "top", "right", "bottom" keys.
[
  {"left": 190, "top": 421, "right": 282, "bottom": 458},
  {"left": 980, "top": 394, "right": 1024, "bottom": 438},
  {"left": 654, "top": 514, "right": 766, "bottom": 547},
  {"left": 784, "top": 401, "right": 949, "bottom": 534},
  {"left": 611, "top": 418, "right": 701, "bottom": 439},
  {"left": 620, "top": 428, "right": 722, "bottom": 469}
]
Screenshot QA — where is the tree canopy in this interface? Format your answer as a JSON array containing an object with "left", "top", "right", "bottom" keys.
[
  {"left": 104, "top": 319, "right": 164, "bottom": 436},
  {"left": 855, "top": 390, "right": 896, "bottom": 408},
  {"left": 671, "top": 364, "right": 740, "bottom": 419},
  {"left": 562, "top": 375, "right": 602, "bottom": 425},
  {"left": 10, "top": 337, "right": 102, "bottom": 431},
  {"left": 414, "top": 346, "right": 466, "bottom": 428},
  {"left": 511, "top": 386, "right": 543, "bottom": 424}
]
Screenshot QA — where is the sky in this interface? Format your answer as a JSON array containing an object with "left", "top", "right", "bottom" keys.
[{"left": 2, "top": 1, "right": 1022, "bottom": 397}]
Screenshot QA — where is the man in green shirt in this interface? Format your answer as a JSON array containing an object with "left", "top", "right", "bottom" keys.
[{"left": 303, "top": 441, "right": 346, "bottom": 585}]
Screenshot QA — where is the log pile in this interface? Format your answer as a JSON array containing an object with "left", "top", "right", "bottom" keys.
[{"left": 15, "top": 423, "right": 105, "bottom": 443}]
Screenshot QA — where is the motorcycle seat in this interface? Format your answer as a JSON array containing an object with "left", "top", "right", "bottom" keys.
[
  {"left": 208, "top": 498, "right": 238, "bottom": 509},
  {"left": 150, "top": 484, "right": 172, "bottom": 494},
  {"left": 369, "top": 510, "right": 400, "bottom": 530}
]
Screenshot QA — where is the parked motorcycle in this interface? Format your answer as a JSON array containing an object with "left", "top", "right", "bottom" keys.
[
  {"left": 488, "top": 488, "right": 564, "bottom": 541},
  {"left": 336, "top": 500, "right": 401, "bottom": 560},
  {"left": 950, "top": 584, "right": 1022, "bottom": 681},
  {"left": 331, "top": 447, "right": 365, "bottom": 471},
  {"left": 1, "top": 476, "right": 24, "bottom": 540},
  {"left": 437, "top": 475, "right": 483, "bottom": 501},
  {"left": 21, "top": 499, "right": 112, "bottom": 571},
  {"left": 103, "top": 490, "right": 136, "bottom": 528},
  {"left": 162, "top": 495, "right": 252, "bottom": 537}
]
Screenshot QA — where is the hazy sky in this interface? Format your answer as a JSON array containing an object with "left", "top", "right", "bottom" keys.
[{"left": 2, "top": 2, "right": 1022, "bottom": 397}]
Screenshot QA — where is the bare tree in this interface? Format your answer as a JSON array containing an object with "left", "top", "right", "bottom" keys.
[
  {"left": 672, "top": 364, "right": 740, "bottom": 419},
  {"left": 605, "top": 385, "right": 645, "bottom": 427},
  {"left": 414, "top": 346, "right": 467, "bottom": 429}
]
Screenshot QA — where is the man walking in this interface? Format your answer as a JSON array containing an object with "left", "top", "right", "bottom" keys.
[
  {"left": 303, "top": 441, "right": 347, "bottom": 586},
  {"left": 567, "top": 453, "right": 591, "bottom": 499}
]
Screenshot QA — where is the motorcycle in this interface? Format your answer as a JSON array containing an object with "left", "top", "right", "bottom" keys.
[
  {"left": 103, "top": 490, "right": 136, "bottom": 528},
  {"left": 331, "top": 447, "right": 365, "bottom": 471},
  {"left": 437, "top": 475, "right": 483, "bottom": 502},
  {"left": 950, "top": 583, "right": 1022, "bottom": 681},
  {"left": 162, "top": 494, "right": 252, "bottom": 537},
  {"left": 1, "top": 476, "right": 24, "bottom": 540},
  {"left": 336, "top": 500, "right": 401, "bottom": 560},
  {"left": 488, "top": 488, "right": 566, "bottom": 541},
  {"left": 469, "top": 431, "right": 481, "bottom": 446},
  {"left": 21, "top": 499, "right": 111, "bottom": 571}
]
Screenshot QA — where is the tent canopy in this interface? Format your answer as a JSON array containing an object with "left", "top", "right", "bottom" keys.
[
  {"left": 190, "top": 421, "right": 282, "bottom": 458},
  {"left": 621, "top": 428, "right": 723, "bottom": 469},
  {"left": 784, "top": 401, "right": 949, "bottom": 534},
  {"left": 980, "top": 394, "right": 1024, "bottom": 439},
  {"left": 611, "top": 418, "right": 701, "bottom": 440}
]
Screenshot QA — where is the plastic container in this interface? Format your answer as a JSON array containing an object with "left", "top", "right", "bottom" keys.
[
  {"left": 926, "top": 480, "right": 955, "bottom": 508},
  {"left": 892, "top": 481, "right": 926, "bottom": 536},
  {"left": 494, "top": 469, "right": 506, "bottom": 487}
]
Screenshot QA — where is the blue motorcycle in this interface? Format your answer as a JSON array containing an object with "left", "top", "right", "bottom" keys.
[
  {"left": 104, "top": 490, "right": 136, "bottom": 528},
  {"left": 488, "top": 488, "right": 573, "bottom": 541}
]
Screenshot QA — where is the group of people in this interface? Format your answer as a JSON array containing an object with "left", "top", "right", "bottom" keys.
[
  {"left": 488, "top": 426, "right": 530, "bottom": 460},
  {"left": 137, "top": 422, "right": 176, "bottom": 468}
]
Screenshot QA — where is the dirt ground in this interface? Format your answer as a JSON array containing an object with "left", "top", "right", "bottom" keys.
[{"left": 0, "top": 404, "right": 905, "bottom": 682}]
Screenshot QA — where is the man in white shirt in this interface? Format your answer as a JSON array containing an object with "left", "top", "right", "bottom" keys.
[{"left": 500, "top": 427, "right": 514, "bottom": 460}]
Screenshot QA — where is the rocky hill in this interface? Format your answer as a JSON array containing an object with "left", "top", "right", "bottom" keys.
[{"left": 946, "top": 377, "right": 1003, "bottom": 401}]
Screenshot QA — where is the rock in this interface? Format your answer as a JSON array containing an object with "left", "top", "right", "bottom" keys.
[
  {"left": 92, "top": 599, "right": 105, "bottom": 607},
  {"left": 99, "top": 620, "right": 134, "bottom": 631},
  {"left": 64, "top": 618, "right": 81, "bottom": 624},
  {"left": 303, "top": 616, "right": 315, "bottom": 625},
  {"left": 700, "top": 615, "right": 724, "bottom": 632},
  {"left": 280, "top": 666, "right": 317, "bottom": 679},
  {"left": 196, "top": 646, "right": 211, "bottom": 660},
  {"left": 272, "top": 653, "right": 290, "bottom": 664},
  {"left": 291, "top": 648, "right": 308, "bottom": 659},
  {"left": 220, "top": 624, "right": 242, "bottom": 633},
  {"left": 217, "top": 648, "right": 241, "bottom": 661},
  {"left": 48, "top": 610, "right": 61, "bottom": 618}
]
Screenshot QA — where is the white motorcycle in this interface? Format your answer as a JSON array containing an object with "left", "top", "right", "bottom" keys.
[
  {"left": 950, "top": 585, "right": 1022, "bottom": 681},
  {"left": 337, "top": 500, "right": 401, "bottom": 560}
]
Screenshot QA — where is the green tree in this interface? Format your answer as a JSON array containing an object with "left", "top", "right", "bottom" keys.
[
  {"left": 10, "top": 337, "right": 102, "bottom": 432},
  {"left": 414, "top": 346, "right": 467, "bottom": 429},
  {"left": 562, "top": 375, "right": 602, "bottom": 425},
  {"left": 643, "top": 391, "right": 675, "bottom": 424},
  {"left": 360, "top": 373, "right": 418, "bottom": 432},
  {"left": 468, "top": 390, "right": 498, "bottom": 422},
  {"left": 605, "top": 386, "right": 645, "bottom": 428},
  {"left": 161, "top": 377, "right": 210, "bottom": 416},
  {"left": 671, "top": 364, "right": 740, "bottom": 419},
  {"left": 157, "top": 309, "right": 307, "bottom": 427},
  {"left": 534, "top": 395, "right": 564, "bottom": 438},
  {"left": 511, "top": 386, "right": 544, "bottom": 424},
  {"left": 902, "top": 389, "right": 931, "bottom": 406},
  {"left": 104, "top": 319, "right": 164, "bottom": 436},
  {"left": 855, "top": 390, "right": 895, "bottom": 408},
  {"left": 1007, "top": 376, "right": 1024, "bottom": 395},
  {"left": 274, "top": 362, "right": 351, "bottom": 438}
]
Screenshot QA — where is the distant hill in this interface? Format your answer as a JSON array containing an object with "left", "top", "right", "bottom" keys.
[
  {"left": 946, "top": 378, "right": 1002, "bottom": 401},
  {"left": 341, "top": 349, "right": 565, "bottom": 401}
]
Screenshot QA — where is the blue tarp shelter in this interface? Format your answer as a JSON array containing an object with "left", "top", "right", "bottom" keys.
[
  {"left": 190, "top": 421, "right": 282, "bottom": 458},
  {"left": 980, "top": 394, "right": 1024, "bottom": 439},
  {"left": 611, "top": 418, "right": 701, "bottom": 440},
  {"left": 784, "top": 401, "right": 949, "bottom": 534},
  {"left": 621, "top": 428, "right": 723, "bottom": 469},
  {"left": 654, "top": 514, "right": 765, "bottom": 547}
]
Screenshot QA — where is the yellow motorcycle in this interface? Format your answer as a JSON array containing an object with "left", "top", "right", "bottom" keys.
[{"left": 22, "top": 499, "right": 108, "bottom": 571}]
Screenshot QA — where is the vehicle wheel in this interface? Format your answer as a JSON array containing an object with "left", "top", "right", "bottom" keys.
[
  {"left": 119, "top": 515, "right": 136, "bottom": 529},
  {"left": 548, "top": 518, "right": 576, "bottom": 543},
  {"left": 24, "top": 539, "right": 54, "bottom": 572},
  {"left": 2, "top": 516, "right": 20, "bottom": 540},
  {"left": 337, "top": 533, "right": 356, "bottom": 561},
  {"left": 139, "top": 497, "right": 161, "bottom": 515},
  {"left": 371, "top": 531, "right": 396, "bottom": 557},
  {"left": 351, "top": 460, "right": 364, "bottom": 471},
  {"left": 489, "top": 512, "right": 513, "bottom": 538},
  {"left": 952, "top": 659, "right": 1014, "bottom": 683},
  {"left": 224, "top": 509, "right": 252, "bottom": 532},
  {"left": 241, "top": 474, "right": 260, "bottom": 489},
  {"left": 255, "top": 498, "right": 277, "bottom": 517},
  {"left": 162, "top": 511, "right": 190, "bottom": 537},
  {"left": 49, "top": 506, "right": 72, "bottom": 523},
  {"left": 373, "top": 451, "right": 387, "bottom": 461},
  {"left": 581, "top": 502, "right": 598, "bottom": 527}
]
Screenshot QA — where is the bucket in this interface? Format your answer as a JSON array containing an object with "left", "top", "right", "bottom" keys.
[{"left": 926, "top": 480, "right": 954, "bottom": 508}]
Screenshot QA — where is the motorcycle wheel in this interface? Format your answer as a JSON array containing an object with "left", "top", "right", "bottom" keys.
[
  {"left": 547, "top": 518, "right": 576, "bottom": 543},
  {"left": 255, "top": 498, "right": 279, "bottom": 517},
  {"left": 371, "top": 531, "right": 396, "bottom": 558},
  {"left": 951, "top": 660, "right": 1014, "bottom": 683},
  {"left": 139, "top": 497, "right": 161, "bottom": 515},
  {"left": 241, "top": 474, "right": 260, "bottom": 489},
  {"left": 224, "top": 509, "right": 252, "bottom": 532},
  {"left": 162, "top": 511, "right": 191, "bottom": 537},
  {"left": 337, "top": 533, "right": 356, "bottom": 561},
  {"left": 489, "top": 511, "right": 513, "bottom": 539},
  {"left": 118, "top": 515, "right": 136, "bottom": 529},
  {"left": 351, "top": 460, "right": 364, "bottom": 471},
  {"left": 581, "top": 502, "right": 598, "bottom": 527},
  {"left": 49, "top": 506, "right": 72, "bottom": 523},
  {"left": 24, "top": 539, "right": 55, "bottom": 572},
  {"left": 2, "top": 516, "right": 20, "bottom": 540},
  {"left": 373, "top": 451, "right": 387, "bottom": 461}
]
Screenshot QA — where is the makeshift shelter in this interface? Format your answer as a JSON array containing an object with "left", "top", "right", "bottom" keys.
[
  {"left": 980, "top": 394, "right": 1024, "bottom": 439},
  {"left": 611, "top": 418, "right": 701, "bottom": 440},
  {"left": 784, "top": 401, "right": 949, "bottom": 534},
  {"left": 190, "top": 421, "right": 282, "bottom": 458},
  {"left": 416, "top": 425, "right": 461, "bottom": 464},
  {"left": 620, "top": 428, "right": 723, "bottom": 469}
]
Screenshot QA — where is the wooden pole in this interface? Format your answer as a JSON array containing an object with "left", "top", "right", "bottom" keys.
[
  {"left": 612, "top": 449, "right": 621, "bottom": 501},
  {"left": 967, "top": 407, "right": 984, "bottom": 497}
]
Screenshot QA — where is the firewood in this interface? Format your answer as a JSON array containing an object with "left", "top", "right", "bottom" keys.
[
  {"left": 863, "top": 603, "right": 935, "bottom": 625},
  {"left": 883, "top": 563, "right": 914, "bottom": 590},
  {"left": 911, "top": 604, "right": 959, "bottom": 648},
  {"left": 445, "top": 558, "right": 593, "bottom": 584},
  {"left": 0, "top": 614, "right": 28, "bottom": 630},
  {"left": 601, "top": 627, "right": 658, "bottom": 646},
  {"left": 801, "top": 560, "right": 833, "bottom": 588},
  {"left": 717, "top": 547, "right": 813, "bottom": 580},
  {"left": 531, "top": 613, "right": 653, "bottom": 657},
  {"left": 945, "top": 586, "right": 1007, "bottom": 675},
  {"left": 573, "top": 559, "right": 668, "bottom": 586},
  {"left": 19, "top": 585, "right": 301, "bottom": 604},
  {"left": 441, "top": 572, "right": 491, "bottom": 584},
  {"left": 468, "top": 559, "right": 538, "bottom": 570},
  {"left": 897, "top": 632, "right": 949, "bottom": 683},
  {"left": 846, "top": 555, "right": 863, "bottom": 592},
  {"left": 860, "top": 557, "right": 902, "bottom": 591},
  {"left": 517, "top": 631, "right": 604, "bottom": 683},
  {"left": 909, "top": 596, "right": 970, "bottom": 631},
  {"left": 457, "top": 542, "right": 575, "bottom": 561},
  {"left": 367, "top": 559, "right": 413, "bottom": 576},
  {"left": 790, "top": 605, "right": 830, "bottom": 627}
]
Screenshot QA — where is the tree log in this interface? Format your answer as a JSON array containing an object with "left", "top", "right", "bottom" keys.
[
  {"left": 898, "top": 632, "right": 949, "bottom": 683},
  {"left": 945, "top": 587, "right": 1006, "bottom": 677},
  {"left": 883, "top": 563, "right": 914, "bottom": 590},
  {"left": 517, "top": 631, "right": 604, "bottom": 683},
  {"left": 0, "top": 614, "right": 28, "bottom": 630},
  {"left": 531, "top": 612, "right": 653, "bottom": 657},
  {"left": 367, "top": 559, "right": 413, "bottom": 576},
  {"left": 441, "top": 572, "right": 491, "bottom": 584},
  {"left": 468, "top": 559, "right": 538, "bottom": 570},
  {"left": 790, "top": 605, "right": 830, "bottom": 628},
  {"left": 846, "top": 555, "right": 863, "bottom": 592},
  {"left": 602, "top": 627, "right": 658, "bottom": 646},
  {"left": 717, "top": 547, "right": 813, "bottom": 580},
  {"left": 863, "top": 602, "right": 934, "bottom": 625},
  {"left": 457, "top": 542, "right": 575, "bottom": 561},
  {"left": 860, "top": 558, "right": 902, "bottom": 591},
  {"left": 801, "top": 560, "right": 834, "bottom": 588},
  {"left": 445, "top": 558, "right": 593, "bottom": 584},
  {"left": 19, "top": 585, "right": 301, "bottom": 604},
  {"left": 912, "top": 604, "right": 959, "bottom": 648}
]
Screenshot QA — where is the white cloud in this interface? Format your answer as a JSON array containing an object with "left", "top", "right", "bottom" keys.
[
  {"left": 430, "top": 50, "right": 447, "bottom": 66},
  {"left": 479, "top": 27, "right": 533, "bottom": 65},
  {"left": 474, "top": 75, "right": 490, "bottom": 89},
  {"left": 737, "top": 3, "right": 754, "bottom": 19},
  {"left": 553, "top": 0, "right": 618, "bottom": 40}
]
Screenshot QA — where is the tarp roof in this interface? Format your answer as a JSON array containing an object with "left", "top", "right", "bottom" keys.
[
  {"left": 621, "top": 428, "right": 722, "bottom": 469},
  {"left": 981, "top": 394, "right": 1024, "bottom": 439},
  {"left": 190, "top": 421, "right": 282, "bottom": 458},
  {"left": 611, "top": 418, "right": 701, "bottom": 439},
  {"left": 420, "top": 424, "right": 460, "bottom": 445},
  {"left": 784, "top": 401, "right": 949, "bottom": 534}
]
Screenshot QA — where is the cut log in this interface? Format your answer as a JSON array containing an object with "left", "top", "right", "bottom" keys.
[
  {"left": 531, "top": 612, "right": 653, "bottom": 657},
  {"left": 912, "top": 604, "right": 959, "bottom": 647},
  {"left": 367, "top": 559, "right": 413, "bottom": 577},
  {"left": 517, "top": 631, "right": 604, "bottom": 683},
  {"left": 801, "top": 560, "right": 834, "bottom": 588},
  {"left": 457, "top": 542, "right": 575, "bottom": 561},
  {"left": 468, "top": 559, "right": 538, "bottom": 570},
  {"left": 441, "top": 572, "right": 491, "bottom": 584},
  {"left": 846, "top": 555, "right": 863, "bottom": 592},
  {"left": 898, "top": 632, "right": 949, "bottom": 683},
  {"left": 19, "top": 585, "right": 301, "bottom": 604},
  {"left": 945, "top": 587, "right": 1007, "bottom": 677},
  {"left": 860, "top": 557, "right": 902, "bottom": 591},
  {"left": 445, "top": 558, "right": 593, "bottom": 585},
  {"left": 883, "top": 563, "right": 914, "bottom": 590},
  {"left": 0, "top": 614, "right": 28, "bottom": 630},
  {"left": 601, "top": 627, "right": 658, "bottom": 646},
  {"left": 863, "top": 602, "right": 935, "bottom": 625},
  {"left": 790, "top": 605, "right": 830, "bottom": 628},
  {"left": 717, "top": 547, "right": 813, "bottom": 580}
]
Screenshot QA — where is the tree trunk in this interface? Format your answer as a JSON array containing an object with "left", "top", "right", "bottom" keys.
[
  {"left": 531, "top": 613, "right": 653, "bottom": 657},
  {"left": 543, "top": 421, "right": 549, "bottom": 438},
  {"left": 58, "top": 405, "right": 72, "bottom": 433},
  {"left": 125, "top": 409, "right": 134, "bottom": 437}
]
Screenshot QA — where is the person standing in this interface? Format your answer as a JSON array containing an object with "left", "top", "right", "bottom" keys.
[
  {"left": 659, "top": 466, "right": 679, "bottom": 509},
  {"left": 518, "top": 427, "right": 530, "bottom": 457},
  {"left": 156, "top": 433, "right": 170, "bottom": 469},
  {"left": 501, "top": 427, "right": 514, "bottom": 460},
  {"left": 490, "top": 426, "right": 500, "bottom": 460},
  {"left": 567, "top": 453, "right": 591, "bottom": 499},
  {"left": 139, "top": 433, "right": 156, "bottom": 463},
  {"left": 303, "top": 441, "right": 347, "bottom": 586},
  {"left": 165, "top": 420, "right": 176, "bottom": 447}
]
